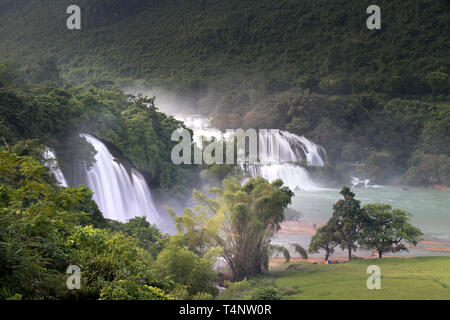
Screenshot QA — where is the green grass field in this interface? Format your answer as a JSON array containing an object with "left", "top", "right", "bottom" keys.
[{"left": 219, "top": 257, "right": 450, "bottom": 300}]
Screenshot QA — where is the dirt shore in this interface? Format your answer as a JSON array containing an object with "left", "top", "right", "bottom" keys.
[
  {"left": 278, "top": 221, "right": 321, "bottom": 235},
  {"left": 277, "top": 222, "right": 450, "bottom": 261},
  {"left": 430, "top": 184, "right": 450, "bottom": 191}
]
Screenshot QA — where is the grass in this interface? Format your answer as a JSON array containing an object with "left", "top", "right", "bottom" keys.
[{"left": 219, "top": 257, "right": 450, "bottom": 300}]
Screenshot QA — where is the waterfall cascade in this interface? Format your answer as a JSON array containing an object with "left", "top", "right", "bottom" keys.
[
  {"left": 176, "top": 115, "right": 327, "bottom": 191},
  {"left": 43, "top": 148, "right": 68, "bottom": 187},
  {"left": 76, "top": 134, "right": 161, "bottom": 224},
  {"left": 246, "top": 130, "right": 326, "bottom": 190}
]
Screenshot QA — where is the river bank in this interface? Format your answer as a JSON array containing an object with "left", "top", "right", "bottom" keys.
[
  {"left": 430, "top": 184, "right": 450, "bottom": 191},
  {"left": 277, "top": 220, "right": 450, "bottom": 259}
]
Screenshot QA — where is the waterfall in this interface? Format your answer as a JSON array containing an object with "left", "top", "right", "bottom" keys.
[
  {"left": 175, "top": 115, "right": 326, "bottom": 191},
  {"left": 43, "top": 148, "right": 68, "bottom": 187},
  {"left": 246, "top": 130, "right": 326, "bottom": 190},
  {"left": 78, "top": 133, "right": 161, "bottom": 224}
]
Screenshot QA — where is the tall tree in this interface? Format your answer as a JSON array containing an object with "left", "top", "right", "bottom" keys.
[
  {"left": 332, "top": 186, "right": 366, "bottom": 260},
  {"left": 359, "top": 204, "right": 423, "bottom": 258},
  {"left": 308, "top": 220, "right": 339, "bottom": 261},
  {"left": 215, "top": 178, "right": 293, "bottom": 280},
  {"left": 173, "top": 177, "right": 293, "bottom": 280}
]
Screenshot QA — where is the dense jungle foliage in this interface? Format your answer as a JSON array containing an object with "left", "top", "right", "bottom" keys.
[
  {"left": 0, "top": 61, "right": 198, "bottom": 201},
  {"left": 0, "top": 0, "right": 448, "bottom": 186},
  {"left": 0, "top": 1, "right": 448, "bottom": 300},
  {"left": 0, "top": 149, "right": 220, "bottom": 300}
]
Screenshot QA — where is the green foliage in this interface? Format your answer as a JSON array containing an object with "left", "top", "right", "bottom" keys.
[
  {"left": 439, "top": 159, "right": 450, "bottom": 185},
  {"left": 405, "top": 152, "right": 450, "bottom": 186},
  {"left": 308, "top": 222, "right": 339, "bottom": 261},
  {"left": 0, "top": 67, "right": 198, "bottom": 196},
  {"left": 100, "top": 280, "right": 169, "bottom": 300},
  {"left": 269, "top": 245, "right": 291, "bottom": 263},
  {"left": 360, "top": 204, "right": 423, "bottom": 258},
  {"left": 365, "top": 152, "right": 397, "bottom": 184},
  {"left": 108, "top": 216, "right": 167, "bottom": 258},
  {"left": 212, "top": 178, "right": 293, "bottom": 280},
  {"left": 426, "top": 72, "right": 449, "bottom": 96},
  {"left": 250, "top": 286, "right": 281, "bottom": 300},
  {"left": 330, "top": 186, "right": 365, "bottom": 260},
  {"left": 0, "top": 151, "right": 93, "bottom": 299},
  {"left": 224, "top": 279, "right": 251, "bottom": 293},
  {"left": 191, "top": 292, "right": 214, "bottom": 300},
  {"left": 0, "top": 150, "right": 210, "bottom": 300},
  {"left": 0, "top": 0, "right": 448, "bottom": 188},
  {"left": 420, "top": 109, "right": 450, "bottom": 155},
  {"left": 223, "top": 257, "right": 450, "bottom": 300},
  {"left": 153, "top": 239, "right": 218, "bottom": 297},
  {"left": 1, "top": 0, "right": 448, "bottom": 99},
  {"left": 170, "top": 177, "right": 293, "bottom": 281},
  {"left": 308, "top": 189, "right": 423, "bottom": 261},
  {"left": 291, "top": 244, "right": 308, "bottom": 260},
  {"left": 65, "top": 225, "right": 155, "bottom": 298}
]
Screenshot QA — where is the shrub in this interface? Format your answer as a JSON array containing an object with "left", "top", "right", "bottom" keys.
[
  {"left": 250, "top": 286, "right": 281, "bottom": 300},
  {"left": 224, "top": 279, "right": 251, "bottom": 292},
  {"left": 191, "top": 292, "right": 214, "bottom": 300}
]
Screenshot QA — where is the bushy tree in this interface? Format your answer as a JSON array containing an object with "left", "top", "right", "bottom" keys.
[
  {"left": 360, "top": 204, "right": 423, "bottom": 258},
  {"left": 170, "top": 177, "right": 293, "bottom": 280},
  {"left": 153, "top": 238, "right": 218, "bottom": 297},
  {"left": 214, "top": 178, "right": 292, "bottom": 280},
  {"left": 331, "top": 186, "right": 366, "bottom": 260},
  {"left": 0, "top": 150, "right": 200, "bottom": 300},
  {"left": 269, "top": 245, "right": 291, "bottom": 263},
  {"left": 308, "top": 221, "right": 339, "bottom": 261}
]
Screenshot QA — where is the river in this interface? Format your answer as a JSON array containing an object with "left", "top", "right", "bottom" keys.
[{"left": 176, "top": 114, "right": 450, "bottom": 258}]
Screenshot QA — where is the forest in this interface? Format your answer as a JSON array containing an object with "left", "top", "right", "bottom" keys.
[
  {"left": 0, "top": 0, "right": 449, "bottom": 301},
  {"left": 0, "top": 0, "right": 448, "bottom": 186}
]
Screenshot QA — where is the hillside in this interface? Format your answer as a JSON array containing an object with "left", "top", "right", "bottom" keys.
[
  {"left": 0, "top": 0, "right": 449, "bottom": 186},
  {"left": 0, "top": 1, "right": 448, "bottom": 95}
]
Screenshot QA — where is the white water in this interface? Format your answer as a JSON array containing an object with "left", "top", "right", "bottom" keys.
[
  {"left": 247, "top": 130, "right": 326, "bottom": 190},
  {"left": 351, "top": 176, "right": 371, "bottom": 187},
  {"left": 175, "top": 115, "right": 326, "bottom": 190},
  {"left": 43, "top": 148, "right": 68, "bottom": 187},
  {"left": 79, "top": 133, "right": 161, "bottom": 224}
]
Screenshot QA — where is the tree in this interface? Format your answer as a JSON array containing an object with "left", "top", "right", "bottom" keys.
[
  {"left": 308, "top": 221, "right": 339, "bottom": 261},
  {"left": 359, "top": 204, "right": 423, "bottom": 258},
  {"left": 153, "top": 238, "right": 218, "bottom": 297},
  {"left": 174, "top": 177, "right": 293, "bottom": 280},
  {"left": 332, "top": 186, "right": 366, "bottom": 260},
  {"left": 214, "top": 178, "right": 293, "bottom": 280},
  {"left": 291, "top": 243, "right": 308, "bottom": 259},
  {"left": 269, "top": 245, "right": 290, "bottom": 263}
]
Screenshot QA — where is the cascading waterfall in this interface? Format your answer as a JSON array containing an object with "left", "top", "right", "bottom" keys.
[
  {"left": 246, "top": 130, "right": 326, "bottom": 190},
  {"left": 43, "top": 148, "right": 68, "bottom": 187},
  {"left": 78, "top": 133, "right": 161, "bottom": 224},
  {"left": 176, "top": 115, "right": 327, "bottom": 191}
]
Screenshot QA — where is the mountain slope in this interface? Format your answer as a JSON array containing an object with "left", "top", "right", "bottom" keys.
[
  {"left": 0, "top": 0, "right": 448, "bottom": 96},
  {"left": 0, "top": 0, "right": 449, "bottom": 186}
]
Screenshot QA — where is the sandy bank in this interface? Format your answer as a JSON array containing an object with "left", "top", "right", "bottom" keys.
[{"left": 278, "top": 221, "right": 321, "bottom": 235}]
